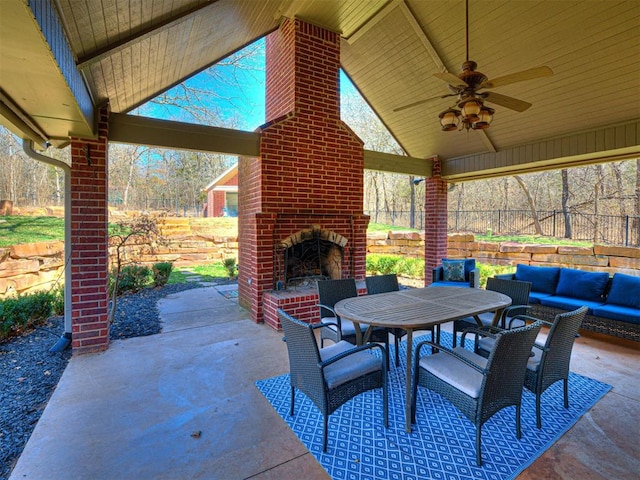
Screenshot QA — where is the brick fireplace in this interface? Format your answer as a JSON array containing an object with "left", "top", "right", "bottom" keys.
[{"left": 238, "top": 17, "right": 368, "bottom": 329}]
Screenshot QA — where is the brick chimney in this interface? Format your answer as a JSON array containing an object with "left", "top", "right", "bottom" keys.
[{"left": 238, "top": 17, "right": 368, "bottom": 327}]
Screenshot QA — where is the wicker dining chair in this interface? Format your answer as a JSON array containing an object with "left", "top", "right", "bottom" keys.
[
  {"left": 365, "top": 274, "right": 410, "bottom": 367},
  {"left": 411, "top": 321, "right": 542, "bottom": 466},
  {"left": 317, "top": 278, "right": 390, "bottom": 366},
  {"left": 278, "top": 309, "right": 388, "bottom": 452},
  {"left": 453, "top": 277, "right": 532, "bottom": 347}
]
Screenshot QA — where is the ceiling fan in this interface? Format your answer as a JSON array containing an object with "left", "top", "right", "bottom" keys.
[{"left": 393, "top": 0, "right": 553, "bottom": 131}]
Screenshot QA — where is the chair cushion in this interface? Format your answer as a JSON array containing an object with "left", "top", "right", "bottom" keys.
[
  {"left": 419, "top": 347, "right": 487, "bottom": 398},
  {"left": 320, "top": 341, "right": 382, "bottom": 389},
  {"left": 477, "top": 336, "right": 495, "bottom": 355},
  {"left": 514, "top": 264, "right": 560, "bottom": 294},
  {"left": 592, "top": 304, "right": 640, "bottom": 325},
  {"left": 606, "top": 273, "right": 640, "bottom": 309},
  {"left": 526, "top": 345, "right": 544, "bottom": 372},
  {"left": 555, "top": 268, "right": 609, "bottom": 302},
  {"left": 456, "top": 312, "right": 494, "bottom": 329},
  {"left": 442, "top": 259, "right": 466, "bottom": 282},
  {"left": 539, "top": 296, "right": 604, "bottom": 314}
]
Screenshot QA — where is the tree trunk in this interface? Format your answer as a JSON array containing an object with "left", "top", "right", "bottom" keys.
[
  {"left": 409, "top": 176, "right": 416, "bottom": 229},
  {"left": 514, "top": 175, "right": 543, "bottom": 235},
  {"left": 561, "top": 169, "right": 572, "bottom": 238}
]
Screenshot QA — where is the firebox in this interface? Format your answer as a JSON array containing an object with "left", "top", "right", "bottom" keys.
[{"left": 277, "top": 226, "right": 347, "bottom": 288}]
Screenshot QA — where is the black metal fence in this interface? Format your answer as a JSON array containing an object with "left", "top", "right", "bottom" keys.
[{"left": 365, "top": 209, "right": 640, "bottom": 247}]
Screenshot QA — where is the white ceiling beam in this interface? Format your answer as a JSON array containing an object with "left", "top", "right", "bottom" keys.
[{"left": 346, "top": 0, "right": 403, "bottom": 44}]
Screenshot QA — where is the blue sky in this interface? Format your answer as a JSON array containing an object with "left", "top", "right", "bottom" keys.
[{"left": 136, "top": 37, "right": 361, "bottom": 133}]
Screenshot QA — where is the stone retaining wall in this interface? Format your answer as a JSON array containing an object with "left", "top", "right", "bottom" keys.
[
  {"left": 368, "top": 232, "right": 640, "bottom": 276},
  {"left": 0, "top": 217, "right": 238, "bottom": 298},
  {"left": 2, "top": 222, "right": 638, "bottom": 298}
]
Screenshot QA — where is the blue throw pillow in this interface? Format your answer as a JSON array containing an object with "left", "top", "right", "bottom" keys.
[
  {"left": 606, "top": 273, "right": 640, "bottom": 309},
  {"left": 555, "top": 268, "right": 609, "bottom": 302},
  {"left": 442, "top": 259, "right": 465, "bottom": 282},
  {"left": 444, "top": 258, "right": 475, "bottom": 278},
  {"left": 514, "top": 264, "right": 560, "bottom": 294}
]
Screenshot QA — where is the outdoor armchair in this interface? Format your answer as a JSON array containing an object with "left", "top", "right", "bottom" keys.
[
  {"left": 453, "top": 277, "right": 532, "bottom": 347},
  {"left": 431, "top": 258, "right": 480, "bottom": 288},
  {"left": 365, "top": 274, "right": 409, "bottom": 367},
  {"left": 477, "top": 306, "right": 588, "bottom": 429},
  {"left": 317, "top": 278, "right": 391, "bottom": 366},
  {"left": 412, "top": 321, "right": 542, "bottom": 466},
  {"left": 278, "top": 309, "right": 388, "bottom": 452}
]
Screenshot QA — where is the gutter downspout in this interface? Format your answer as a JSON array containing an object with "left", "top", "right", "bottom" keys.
[{"left": 22, "top": 140, "right": 72, "bottom": 352}]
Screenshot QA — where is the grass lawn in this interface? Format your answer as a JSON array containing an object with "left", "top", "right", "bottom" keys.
[
  {"left": 0, "top": 215, "right": 594, "bottom": 249},
  {"left": 168, "top": 264, "right": 231, "bottom": 284},
  {"left": 0, "top": 217, "right": 65, "bottom": 247}
]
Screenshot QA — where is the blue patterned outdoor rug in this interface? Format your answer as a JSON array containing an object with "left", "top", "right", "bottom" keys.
[{"left": 256, "top": 331, "right": 611, "bottom": 480}]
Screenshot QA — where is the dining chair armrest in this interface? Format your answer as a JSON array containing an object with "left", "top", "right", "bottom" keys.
[
  {"left": 508, "top": 314, "right": 553, "bottom": 329},
  {"left": 460, "top": 326, "right": 500, "bottom": 353},
  {"left": 499, "top": 304, "right": 531, "bottom": 322},
  {"left": 414, "top": 339, "right": 487, "bottom": 375},
  {"left": 315, "top": 321, "right": 338, "bottom": 330},
  {"left": 317, "top": 303, "right": 337, "bottom": 315},
  {"left": 532, "top": 341, "right": 549, "bottom": 353}
]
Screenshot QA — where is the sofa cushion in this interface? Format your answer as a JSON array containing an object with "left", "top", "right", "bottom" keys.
[
  {"left": 539, "top": 296, "right": 604, "bottom": 314},
  {"left": 442, "top": 259, "right": 466, "bottom": 282},
  {"left": 555, "top": 268, "right": 609, "bottom": 301},
  {"left": 528, "top": 291, "right": 555, "bottom": 304},
  {"left": 606, "top": 273, "right": 640, "bottom": 309},
  {"left": 514, "top": 265, "right": 560, "bottom": 294},
  {"left": 592, "top": 304, "right": 640, "bottom": 325},
  {"left": 429, "top": 280, "right": 471, "bottom": 288}
]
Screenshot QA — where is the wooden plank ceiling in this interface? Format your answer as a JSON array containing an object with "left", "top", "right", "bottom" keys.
[{"left": 1, "top": 0, "right": 639, "bottom": 178}]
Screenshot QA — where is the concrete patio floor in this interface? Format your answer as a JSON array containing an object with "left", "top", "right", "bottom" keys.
[{"left": 9, "top": 284, "right": 640, "bottom": 479}]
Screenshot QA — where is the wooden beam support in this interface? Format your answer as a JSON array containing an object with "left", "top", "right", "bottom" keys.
[
  {"left": 364, "top": 149, "right": 432, "bottom": 177},
  {"left": 108, "top": 113, "right": 260, "bottom": 157}
]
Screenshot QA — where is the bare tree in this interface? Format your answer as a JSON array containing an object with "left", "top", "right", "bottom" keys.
[
  {"left": 514, "top": 175, "right": 543, "bottom": 235},
  {"left": 561, "top": 169, "right": 572, "bottom": 238},
  {"left": 108, "top": 215, "right": 164, "bottom": 325}
]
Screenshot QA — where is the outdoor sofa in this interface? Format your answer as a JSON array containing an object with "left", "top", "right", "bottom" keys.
[{"left": 496, "top": 264, "right": 640, "bottom": 342}]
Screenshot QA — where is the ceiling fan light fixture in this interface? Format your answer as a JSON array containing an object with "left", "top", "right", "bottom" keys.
[
  {"left": 438, "top": 108, "right": 461, "bottom": 131},
  {"left": 472, "top": 106, "right": 495, "bottom": 129},
  {"left": 458, "top": 97, "right": 482, "bottom": 122}
]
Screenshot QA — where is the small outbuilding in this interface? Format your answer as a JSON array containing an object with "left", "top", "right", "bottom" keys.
[{"left": 203, "top": 164, "right": 238, "bottom": 217}]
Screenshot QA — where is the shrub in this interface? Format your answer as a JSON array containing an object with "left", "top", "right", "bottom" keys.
[
  {"left": 0, "top": 290, "right": 54, "bottom": 340},
  {"left": 367, "top": 254, "right": 424, "bottom": 278},
  {"left": 222, "top": 258, "right": 238, "bottom": 278},
  {"left": 116, "top": 265, "right": 150, "bottom": 295},
  {"left": 51, "top": 285, "right": 65, "bottom": 316},
  {"left": 152, "top": 262, "right": 173, "bottom": 287}
]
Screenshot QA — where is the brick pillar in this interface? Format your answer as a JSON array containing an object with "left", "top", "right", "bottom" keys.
[
  {"left": 424, "top": 157, "right": 448, "bottom": 285},
  {"left": 70, "top": 105, "right": 110, "bottom": 353}
]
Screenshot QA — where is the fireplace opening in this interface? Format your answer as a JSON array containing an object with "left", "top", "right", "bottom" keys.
[{"left": 277, "top": 227, "right": 347, "bottom": 289}]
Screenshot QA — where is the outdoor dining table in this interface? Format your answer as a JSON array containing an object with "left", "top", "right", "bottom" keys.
[{"left": 334, "top": 286, "right": 512, "bottom": 432}]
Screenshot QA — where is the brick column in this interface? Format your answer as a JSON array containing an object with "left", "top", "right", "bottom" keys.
[
  {"left": 70, "top": 106, "right": 110, "bottom": 353},
  {"left": 424, "top": 157, "right": 448, "bottom": 285}
]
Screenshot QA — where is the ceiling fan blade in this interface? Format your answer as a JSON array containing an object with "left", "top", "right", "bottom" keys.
[
  {"left": 483, "top": 91, "right": 532, "bottom": 112},
  {"left": 433, "top": 72, "right": 466, "bottom": 88},
  {"left": 481, "top": 66, "right": 553, "bottom": 89},
  {"left": 393, "top": 93, "right": 456, "bottom": 112}
]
